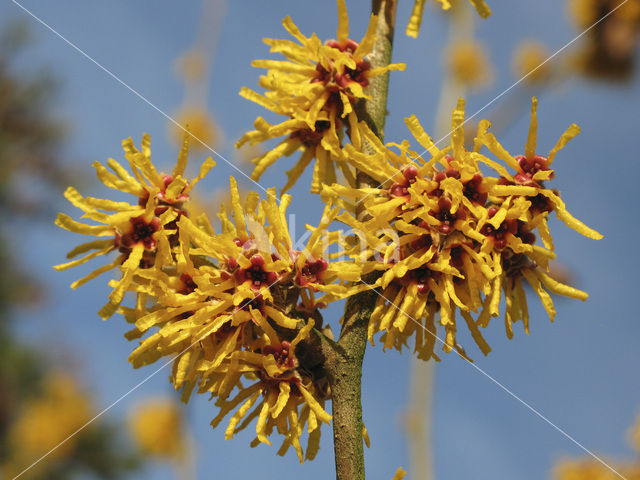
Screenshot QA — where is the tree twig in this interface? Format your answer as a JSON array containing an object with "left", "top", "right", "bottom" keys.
[{"left": 327, "top": 2, "right": 398, "bottom": 479}]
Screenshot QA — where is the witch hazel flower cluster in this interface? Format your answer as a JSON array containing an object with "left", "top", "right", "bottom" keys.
[{"left": 323, "top": 97, "right": 601, "bottom": 360}]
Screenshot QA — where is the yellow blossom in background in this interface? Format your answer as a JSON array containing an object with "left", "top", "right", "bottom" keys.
[
  {"left": 554, "top": 459, "right": 640, "bottom": 480},
  {"left": 3, "top": 373, "right": 92, "bottom": 479},
  {"left": 567, "top": 0, "right": 640, "bottom": 81},
  {"left": 447, "top": 39, "right": 493, "bottom": 89},
  {"left": 553, "top": 411, "right": 640, "bottom": 479},
  {"left": 568, "top": 0, "right": 640, "bottom": 29},
  {"left": 628, "top": 412, "right": 640, "bottom": 452},
  {"left": 512, "top": 40, "right": 552, "bottom": 84},
  {"left": 237, "top": 0, "right": 405, "bottom": 193},
  {"left": 171, "top": 105, "right": 221, "bottom": 150},
  {"left": 322, "top": 97, "right": 601, "bottom": 361},
  {"left": 406, "top": 0, "right": 492, "bottom": 38},
  {"left": 567, "top": 0, "right": 599, "bottom": 28},
  {"left": 54, "top": 134, "right": 215, "bottom": 319},
  {"left": 129, "top": 398, "right": 185, "bottom": 459}
]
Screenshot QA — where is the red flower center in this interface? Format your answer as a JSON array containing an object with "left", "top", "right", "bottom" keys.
[
  {"left": 514, "top": 154, "right": 551, "bottom": 186},
  {"left": 263, "top": 341, "right": 296, "bottom": 370},
  {"left": 296, "top": 256, "right": 329, "bottom": 287},
  {"left": 116, "top": 215, "right": 161, "bottom": 250},
  {"left": 235, "top": 254, "right": 278, "bottom": 290}
]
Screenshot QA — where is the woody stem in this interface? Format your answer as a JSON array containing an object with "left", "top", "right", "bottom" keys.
[{"left": 327, "top": 2, "right": 398, "bottom": 480}]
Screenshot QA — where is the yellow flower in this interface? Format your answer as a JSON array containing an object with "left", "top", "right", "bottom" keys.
[
  {"left": 170, "top": 105, "right": 221, "bottom": 150},
  {"left": 126, "top": 177, "right": 362, "bottom": 459},
  {"left": 446, "top": 39, "right": 493, "bottom": 88},
  {"left": 512, "top": 40, "right": 552, "bottom": 84},
  {"left": 323, "top": 98, "right": 600, "bottom": 361},
  {"left": 54, "top": 134, "right": 215, "bottom": 319},
  {"left": 477, "top": 97, "right": 602, "bottom": 241},
  {"left": 128, "top": 398, "right": 185, "bottom": 459},
  {"left": 237, "top": 0, "right": 405, "bottom": 193},
  {"left": 406, "top": 0, "right": 492, "bottom": 38},
  {"left": 210, "top": 316, "right": 331, "bottom": 463},
  {"left": 324, "top": 102, "right": 496, "bottom": 358}
]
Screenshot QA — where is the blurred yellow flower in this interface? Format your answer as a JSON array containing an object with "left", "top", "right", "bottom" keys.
[
  {"left": 628, "top": 412, "right": 640, "bottom": 452},
  {"left": 554, "top": 411, "right": 640, "bottom": 479},
  {"left": 447, "top": 40, "right": 493, "bottom": 88},
  {"left": 512, "top": 40, "right": 552, "bottom": 84},
  {"left": 171, "top": 105, "right": 221, "bottom": 150},
  {"left": 129, "top": 398, "right": 185, "bottom": 459},
  {"left": 554, "top": 458, "right": 640, "bottom": 480},
  {"left": 567, "top": 0, "right": 640, "bottom": 81},
  {"left": 568, "top": 0, "right": 640, "bottom": 29},
  {"left": 567, "top": 0, "right": 599, "bottom": 28},
  {"left": 3, "top": 373, "right": 92, "bottom": 479}
]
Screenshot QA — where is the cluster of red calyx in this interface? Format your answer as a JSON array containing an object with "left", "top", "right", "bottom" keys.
[
  {"left": 514, "top": 155, "right": 551, "bottom": 186},
  {"left": 115, "top": 216, "right": 161, "bottom": 251},
  {"left": 263, "top": 341, "right": 297, "bottom": 370},
  {"left": 235, "top": 254, "right": 279, "bottom": 290},
  {"left": 390, "top": 165, "right": 419, "bottom": 198},
  {"left": 295, "top": 256, "right": 329, "bottom": 288}
]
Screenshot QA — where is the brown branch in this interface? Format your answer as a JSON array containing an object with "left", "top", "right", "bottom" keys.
[{"left": 327, "top": 2, "right": 398, "bottom": 479}]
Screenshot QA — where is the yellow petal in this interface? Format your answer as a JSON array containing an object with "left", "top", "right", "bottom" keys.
[
  {"left": 255, "top": 400, "right": 272, "bottom": 445},
  {"left": 70, "top": 263, "right": 117, "bottom": 289},
  {"left": 451, "top": 98, "right": 466, "bottom": 159},
  {"left": 54, "top": 245, "right": 114, "bottom": 271},
  {"left": 469, "top": 0, "right": 492, "bottom": 18},
  {"left": 406, "top": 0, "right": 426, "bottom": 38},
  {"left": 405, "top": 115, "right": 438, "bottom": 157},
  {"left": 225, "top": 391, "right": 261, "bottom": 440},
  {"left": 173, "top": 132, "right": 190, "bottom": 177},
  {"left": 354, "top": 14, "right": 377, "bottom": 59},
  {"left": 290, "top": 318, "right": 315, "bottom": 351},
  {"left": 536, "top": 270, "right": 588, "bottom": 301},
  {"left": 391, "top": 467, "right": 407, "bottom": 480},
  {"left": 270, "top": 382, "right": 291, "bottom": 418},
  {"left": 522, "top": 269, "right": 556, "bottom": 322},
  {"left": 542, "top": 191, "right": 603, "bottom": 240},
  {"left": 298, "top": 385, "right": 332, "bottom": 424},
  {"left": 55, "top": 213, "right": 112, "bottom": 236},
  {"left": 525, "top": 97, "right": 538, "bottom": 159},
  {"left": 336, "top": 0, "right": 350, "bottom": 45},
  {"left": 547, "top": 123, "right": 580, "bottom": 165}
]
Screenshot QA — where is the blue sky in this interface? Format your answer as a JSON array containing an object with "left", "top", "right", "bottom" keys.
[{"left": 2, "top": 0, "right": 639, "bottom": 479}]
